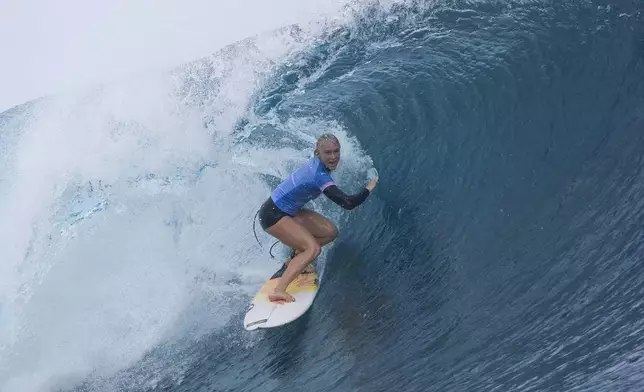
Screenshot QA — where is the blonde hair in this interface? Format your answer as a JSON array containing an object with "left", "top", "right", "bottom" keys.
[{"left": 314, "top": 133, "right": 340, "bottom": 156}]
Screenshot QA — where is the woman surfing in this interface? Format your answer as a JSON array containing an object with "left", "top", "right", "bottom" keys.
[{"left": 257, "top": 133, "right": 379, "bottom": 302}]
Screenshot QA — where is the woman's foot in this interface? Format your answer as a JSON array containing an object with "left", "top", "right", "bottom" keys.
[{"left": 269, "top": 289, "right": 295, "bottom": 303}]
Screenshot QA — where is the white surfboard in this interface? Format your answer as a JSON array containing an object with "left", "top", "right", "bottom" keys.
[{"left": 243, "top": 263, "right": 320, "bottom": 331}]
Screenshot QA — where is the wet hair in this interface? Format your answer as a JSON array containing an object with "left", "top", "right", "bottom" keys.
[{"left": 314, "top": 133, "right": 340, "bottom": 156}]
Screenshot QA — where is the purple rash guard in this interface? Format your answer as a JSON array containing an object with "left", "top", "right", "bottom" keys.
[{"left": 271, "top": 157, "right": 336, "bottom": 216}]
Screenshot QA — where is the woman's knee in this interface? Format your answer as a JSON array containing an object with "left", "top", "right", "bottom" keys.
[{"left": 328, "top": 222, "right": 339, "bottom": 241}]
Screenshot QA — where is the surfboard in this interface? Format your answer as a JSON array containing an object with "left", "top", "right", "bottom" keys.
[{"left": 243, "top": 262, "right": 320, "bottom": 331}]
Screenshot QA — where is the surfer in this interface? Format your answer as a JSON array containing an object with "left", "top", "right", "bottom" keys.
[{"left": 257, "top": 133, "right": 378, "bottom": 302}]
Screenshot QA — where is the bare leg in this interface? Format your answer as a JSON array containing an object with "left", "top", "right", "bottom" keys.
[
  {"left": 285, "top": 209, "right": 338, "bottom": 271},
  {"left": 265, "top": 216, "right": 320, "bottom": 302},
  {"left": 293, "top": 209, "right": 338, "bottom": 245}
]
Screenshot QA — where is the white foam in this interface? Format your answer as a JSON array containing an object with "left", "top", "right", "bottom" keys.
[
  {"left": 0, "top": 6, "right": 378, "bottom": 391},
  {"left": 0, "top": 0, "right": 355, "bottom": 112}
]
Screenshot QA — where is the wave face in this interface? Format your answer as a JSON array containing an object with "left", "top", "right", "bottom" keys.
[{"left": 2, "top": 0, "right": 644, "bottom": 391}]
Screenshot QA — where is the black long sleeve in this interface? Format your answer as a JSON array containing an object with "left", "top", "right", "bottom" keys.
[{"left": 323, "top": 185, "right": 370, "bottom": 210}]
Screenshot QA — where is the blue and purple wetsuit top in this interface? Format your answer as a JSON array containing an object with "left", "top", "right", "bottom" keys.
[{"left": 271, "top": 157, "right": 336, "bottom": 216}]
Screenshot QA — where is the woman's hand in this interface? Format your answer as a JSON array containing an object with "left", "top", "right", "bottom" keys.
[{"left": 366, "top": 176, "right": 379, "bottom": 192}]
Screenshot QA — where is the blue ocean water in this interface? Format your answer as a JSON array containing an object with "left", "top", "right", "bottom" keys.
[{"left": 2, "top": 1, "right": 644, "bottom": 391}]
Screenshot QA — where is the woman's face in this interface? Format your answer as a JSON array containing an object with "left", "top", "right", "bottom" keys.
[{"left": 318, "top": 140, "right": 341, "bottom": 170}]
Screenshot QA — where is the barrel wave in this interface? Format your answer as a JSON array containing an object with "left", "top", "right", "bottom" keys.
[{"left": 1, "top": 1, "right": 644, "bottom": 391}]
